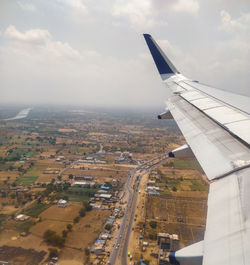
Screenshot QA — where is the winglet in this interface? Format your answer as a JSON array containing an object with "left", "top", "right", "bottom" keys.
[{"left": 143, "top": 34, "right": 179, "bottom": 80}]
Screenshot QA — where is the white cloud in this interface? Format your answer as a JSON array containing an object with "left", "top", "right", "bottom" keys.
[
  {"left": 219, "top": 10, "right": 250, "bottom": 34},
  {"left": 17, "top": 1, "right": 36, "bottom": 11},
  {"left": 172, "top": 0, "right": 199, "bottom": 15},
  {"left": 111, "top": 0, "right": 199, "bottom": 29},
  {"left": 3, "top": 25, "right": 80, "bottom": 59},
  {"left": 4, "top": 25, "right": 51, "bottom": 45},
  {"left": 112, "top": 0, "right": 167, "bottom": 29},
  {"left": 55, "top": 0, "right": 88, "bottom": 15}
]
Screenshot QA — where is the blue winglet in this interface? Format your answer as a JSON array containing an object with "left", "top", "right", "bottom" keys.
[
  {"left": 143, "top": 34, "right": 179, "bottom": 79},
  {"left": 169, "top": 252, "right": 180, "bottom": 265}
]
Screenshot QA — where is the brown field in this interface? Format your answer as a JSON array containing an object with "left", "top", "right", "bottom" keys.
[
  {"left": 31, "top": 203, "right": 82, "bottom": 236},
  {"left": 63, "top": 164, "right": 132, "bottom": 183},
  {"left": 58, "top": 128, "right": 77, "bottom": 133},
  {"left": 59, "top": 209, "right": 111, "bottom": 265},
  {"left": 88, "top": 132, "right": 108, "bottom": 136},
  {"left": 145, "top": 195, "right": 207, "bottom": 247},
  {"left": 0, "top": 206, "right": 111, "bottom": 265},
  {"left": 0, "top": 171, "right": 20, "bottom": 183},
  {"left": 0, "top": 245, "right": 46, "bottom": 265},
  {"left": 0, "top": 205, "right": 17, "bottom": 215}
]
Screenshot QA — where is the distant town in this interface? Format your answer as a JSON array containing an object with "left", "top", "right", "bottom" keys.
[{"left": 0, "top": 105, "right": 208, "bottom": 265}]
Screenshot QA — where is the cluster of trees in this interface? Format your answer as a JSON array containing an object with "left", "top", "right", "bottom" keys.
[
  {"left": 43, "top": 229, "right": 65, "bottom": 247},
  {"left": 59, "top": 203, "right": 92, "bottom": 241},
  {"left": 74, "top": 203, "right": 92, "bottom": 223},
  {"left": 149, "top": 221, "right": 157, "bottom": 229}
]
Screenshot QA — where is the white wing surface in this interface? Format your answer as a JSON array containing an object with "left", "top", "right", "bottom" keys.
[{"left": 143, "top": 34, "right": 250, "bottom": 265}]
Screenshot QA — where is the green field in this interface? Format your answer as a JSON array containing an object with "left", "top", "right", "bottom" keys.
[
  {"left": 189, "top": 180, "right": 208, "bottom": 191},
  {"left": 55, "top": 187, "right": 98, "bottom": 202},
  {"left": 15, "top": 220, "right": 35, "bottom": 232},
  {"left": 15, "top": 166, "right": 43, "bottom": 185},
  {"left": 15, "top": 175, "right": 39, "bottom": 185},
  {"left": 67, "top": 195, "right": 89, "bottom": 202},
  {"left": 24, "top": 167, "right": 43, "bottom": 177},
  {"left": 164, "top": 158, "right": 203, "bottom": 172},
  {"left": 25, "top": 203, "right": 50, "bottom": 217}
]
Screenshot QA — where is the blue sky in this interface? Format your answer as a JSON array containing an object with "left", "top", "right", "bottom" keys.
[{"left": 0, "top": 0, "right": 249, "bottom": 109}]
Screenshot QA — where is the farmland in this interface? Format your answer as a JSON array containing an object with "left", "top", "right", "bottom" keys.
[{"left": 0, "top": 105, "right": 206, "bottom": 265}]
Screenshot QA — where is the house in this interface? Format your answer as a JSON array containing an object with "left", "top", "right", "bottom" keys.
[
  {"left": 91, "top": 239, "right": 106, "bottom": 255},
  {"left": 73, "top": 181, "right": 89, "bottom": 187},
  {"left": 99, "top": 194, "right": 112, "bottom": 200},
  {"left": 58, "top": 199, "right": 68, "bottom": 207},
  {"left": 83, "top": 176, "right": 93, "bottom": 181},
  {"left": 15, "top": 214, "right": 29, "bottom": 221},
  {"left": 100, "top": 185, "right": 110, "bottom": 190},
  {"left": 56, "top": 156, "right": 65, "bottom": 162},
  {"left": 157, "top": 233, "right": 179, "bottom": 251}
]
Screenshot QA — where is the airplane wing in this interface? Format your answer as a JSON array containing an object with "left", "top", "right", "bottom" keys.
[{"left": 143, "top": 34, "right": 250, "bottom": 265}]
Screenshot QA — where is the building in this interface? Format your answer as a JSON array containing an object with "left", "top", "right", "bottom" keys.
[
  {"left": 83, "top": 176, "right": 93, "bottom": 181},
  {"left": 90, "top": 203, "right": 101, "bottom": 209},
  {"left": 73, "top": 181, "right": 89, "bottom": 187},
  {"left": 100, "top": 185, "right": 110, "bottom": 191},
  {"left": 91, "top": 239, "right": 106, "bottom": 255},
  {"left": 145, "top": 186, "right": 160, "bottom": 195},
  {"left": 58, "top": 199, "right": 68, "bottom": 208},
  {"left": 15, "top": 214, "right": 29, "bottom": 221},
  {"left": 100, "top": 233, "right": 111, "bottom": 240},
  {"left": 99, "top": 194, "right": 112, "bottom": 200},
  {"left": 56, "top": 156, "right": 65, "bottom": 162},
  {"left": 157, "top": 233, "right": 179, "bottom": 252}
]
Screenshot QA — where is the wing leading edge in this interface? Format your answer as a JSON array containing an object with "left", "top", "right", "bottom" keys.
[{"left": 143, "top": 34, "right": 250, "bottom": 265}]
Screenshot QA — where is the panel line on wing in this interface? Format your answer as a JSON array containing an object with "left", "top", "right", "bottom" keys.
[{"left": 179, "top": 95, "right": 250, "bottom": 149}]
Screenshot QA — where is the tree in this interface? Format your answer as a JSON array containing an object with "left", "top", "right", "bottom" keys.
[
  {"left": 149, "top": 221, "right": 157, "bottom": 229},
  {"left": 105, "top": 224, "right": 112, "bottom": 231},
  {"left": 85, "top": 204, "right": 92, "bottom": 211},
  {"left": 74, "top": 216, "right": 80, "bottom": 223},
  {"left": 84, "top": 248, "right": 90, "bottom": 256},
  {"left": 172, "top": 186, "right": 177, "bottom": 192},
  {"left": 43, "top": 230, "right": 65, "bottom": 247},
  {"left": 57, "top": 175, "right": 62, "bottom": 181},
  {"left": 62, "top": 230, "right": 68, "bottom": 238},
  {"left": 68, "top": 174, "right": 73, "bottom": 180},
  {"left": 67, "top": 224, "right": 72, "bottom": 231},
  {"left": 49, "top": 248, "right": 58, "bottom": 258},
  {"left": 79, "top": 208, "right": 86, "bottom": 217}
]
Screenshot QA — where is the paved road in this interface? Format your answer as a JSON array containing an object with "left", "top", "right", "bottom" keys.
[
  {"left": 108, "top": 154, "right": 170, "bottom": 265},
  {"left": 121, "top": 157, "right": 170, "bottom": 265},
  {"left": 108, "top": 168, "right": 136, "bottom": 265}
]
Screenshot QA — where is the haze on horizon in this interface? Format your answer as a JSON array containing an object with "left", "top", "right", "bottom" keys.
[{"left": 0, "top": 0, "right": 249, "bottom": 109}]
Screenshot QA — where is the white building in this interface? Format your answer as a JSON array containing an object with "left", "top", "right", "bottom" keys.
[{"left": 58, "top": 199, "right": 68, "bottom": 207}]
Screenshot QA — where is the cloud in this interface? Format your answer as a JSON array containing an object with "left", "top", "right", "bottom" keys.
[
  {"left": 0, "top": 24, "right": 169, "bottom": 108},
  {"left": 17, "top": 1, "right": 36, "bottom": 11},
  {"left": 111, "top": 0, "right": 199, "bottom": 29},
  {"left": 112, "top": 0, "right": 168, "bottom": 29},
  {"left": 4, "top": 25, "right": 51, "bottom": 45},
  {"left": 3, "top": 25, "right": 80, "bottom": 59},
  {"left": 219, "top": 10, "right": 250, "bottom": 34},
  {"left": 55, "top": 0, "right": 88, "bottom": 15},
  {"left": 172, "top": 0, "right": 199, "bottom": 15}
]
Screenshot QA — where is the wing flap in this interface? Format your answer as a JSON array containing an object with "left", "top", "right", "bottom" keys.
[
  {"left": 203, "top": 169, "right": 250, "bottom": 265},
  {"left": 167, "top": 95, "right": 250, "bottom": 180}
]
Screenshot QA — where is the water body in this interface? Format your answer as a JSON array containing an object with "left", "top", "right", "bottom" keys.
[{"left": 4, "top": 108, "right": 32, "bottom": 121}]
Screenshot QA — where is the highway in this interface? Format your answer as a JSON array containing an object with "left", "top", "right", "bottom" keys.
[
  {"left": 108, "top": 153, "right": 170, "bottom": 265},
  {"left": 108, "top": 168, "right": 135, "bottom": 265}
]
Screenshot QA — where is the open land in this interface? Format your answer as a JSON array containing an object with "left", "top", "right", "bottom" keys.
[{"left": 0, "top": 105, "right": 207, "bottom": 265}]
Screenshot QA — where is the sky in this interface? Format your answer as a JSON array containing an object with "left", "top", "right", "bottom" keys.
[{"left": 0, "top": 0, "right": 249, "bottom": 109}]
